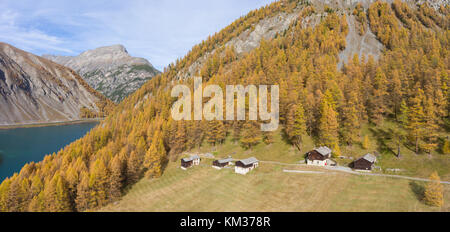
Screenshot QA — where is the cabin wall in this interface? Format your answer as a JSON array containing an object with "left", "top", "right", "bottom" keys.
[
  {"left": 353, "top": 159, "right": 373, "bottom": 170},
  {"left": 235, "top": 166, "right": 250, "bottom": 175},
  {"left": 307, "top": 159, "right": 327, "bottom": 166},
  {"left": 234, "top": 162, "right": 258, "bottom": 174},
  {"left": 193, "top": 158, "right": 200, "bottom": 165}
]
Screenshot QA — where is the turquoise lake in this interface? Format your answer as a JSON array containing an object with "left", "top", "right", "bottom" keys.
[{"left": 0, "top": 122, "right": 98, "bottom": 181}]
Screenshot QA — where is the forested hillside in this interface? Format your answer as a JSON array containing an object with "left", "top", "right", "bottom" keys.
[{"left": 0, "top": 0, "right": 448, "bottom": 212}]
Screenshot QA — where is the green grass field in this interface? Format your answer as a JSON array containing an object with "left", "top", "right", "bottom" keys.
[
  {"left": 191, "top": 124, "right": 450, "bottom": 181},
  {"left": 100, "top": 122, "right": 449, "bottom": 212},
  {"left": 99, "top": 161, "right": 449, "bottom": 212}
]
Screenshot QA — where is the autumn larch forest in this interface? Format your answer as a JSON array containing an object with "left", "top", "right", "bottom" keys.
[{"left": 0, "top": 0, "right": 449, "bottom": 212}]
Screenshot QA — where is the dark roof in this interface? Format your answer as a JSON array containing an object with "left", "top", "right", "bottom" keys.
[
  {"left": 315, "top": 146, "right": 332, "bottom": 156},
  {"left": 217, "top": 157, "right": 233, "bottom": 164},
  {"left": 238, "top": 157, "right": 259, "bottom": 165},
  {"left": 182, "top": 155, "right": 200, "bottom": 162},
  {"left": 360, "top": 153, "right": 376, "bottom": 163}
]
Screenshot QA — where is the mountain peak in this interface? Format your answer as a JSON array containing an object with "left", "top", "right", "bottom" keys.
[
  {"left": 80, "top": 44, "right": 129, "bottom": 57},
  {"left": 0, "top": 42, "right": 111, "bottom": 125},
  {"left": 43, "top": 44, "right": 160, "bottom": 102}
]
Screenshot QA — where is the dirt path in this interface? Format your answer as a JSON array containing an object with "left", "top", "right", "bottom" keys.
[{"left": 266, "top": 160, "right": 450, "bottom": 185}]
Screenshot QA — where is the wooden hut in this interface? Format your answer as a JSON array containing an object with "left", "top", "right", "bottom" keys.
[
  {"left": 212, "top": 157, "right": 233, "bottom": 169},
  {"left": 306, "top": 146, "right": 332, "bottom": 166},
  {"left": 235, "top": 157, "right": 259, "bottom": 175},
  {"left": 352, "top": 153, "right": 377, "bottom": 171},
  {"left": 180, "top": 155, "right": 200, "bottom": 170}
]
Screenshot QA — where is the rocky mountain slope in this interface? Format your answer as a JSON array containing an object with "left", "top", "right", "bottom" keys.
[
  {"left": 0, "top": 42, "right": 112, "bottom": 126},
  {"left": 44, "top": 45, "right": 160, "bottom": 102}
]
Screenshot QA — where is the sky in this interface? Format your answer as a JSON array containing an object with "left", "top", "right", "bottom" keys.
[{"left": 0, "top": 0, "right": 274, "bottom": 70}]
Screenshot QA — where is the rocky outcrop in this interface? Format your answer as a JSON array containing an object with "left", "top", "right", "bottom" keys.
[
  {"left": 0, "top": 42, "right": 108, "bottom": 126},
  {"left": 175, "top": 9, "right": 302, "bottom": 80},
  {"left": 44, "top": 45, "right": 160, "bottom": 102},
  {"left": 338, "top": 15, "right": 384, "bottom": 69}
]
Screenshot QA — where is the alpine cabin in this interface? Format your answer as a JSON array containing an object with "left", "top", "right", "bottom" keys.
[
  {"left": 235, "top": 157, "right": 259, "bottom": 175},
  {"left": 352, "top": 153, "right": 377, "bottom": 171},
  {"left": 306, "top": 146, "right": 332, "bottom": 166},
  {"left": 180, "top": 155, "right": 201, "bottom": 170},
  {"left": 212, "top": 157, "right": 233, "bottom": 169}
]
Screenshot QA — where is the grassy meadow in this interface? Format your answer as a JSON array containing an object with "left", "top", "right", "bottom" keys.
[
  {"left": 193, "top": 122, "right": 450, "bottom": 181},
  {"left": 99, "top": 161, "right": 449, "bottom": 212},
  {"left": 100, "top": 121, "right": 449, "bottom": 212}
]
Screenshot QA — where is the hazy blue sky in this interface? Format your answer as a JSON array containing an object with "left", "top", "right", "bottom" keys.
[{"left": 0, "top": 0, "right": 274, "bottom": 70}]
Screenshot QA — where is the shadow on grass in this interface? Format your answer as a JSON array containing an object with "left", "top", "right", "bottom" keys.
[
  {"left": 280, "top": 129, "right": 293, "bottom": 146},
  {"left": 369, "top": 127, "right": 396, "bottom": 157},
  {"left": 409, "top": 181, "right": 425, "bottom": 202}
]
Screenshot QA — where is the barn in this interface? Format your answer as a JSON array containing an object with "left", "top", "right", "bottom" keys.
[
  {"left": 352, "top": 153, "right": 377, "bottom": 171},
  {"left": 180, "top": 155, "right": 201, "bottom": 170},
  {"left": 306, "top": 146, "right": 332, "bottom": 166},
  {"left": 212, "top": 157, "right": 233, "bottom": 169},
  {"left": 235, "top": 157, "right": 259, "bottom": 175}
]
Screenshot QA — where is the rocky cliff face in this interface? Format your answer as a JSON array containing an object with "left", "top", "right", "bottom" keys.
[
  {"left": 0, "top": 42, "right": 108, "bottom": 126},
  {"left": 175, "top": 9, "right": 302, "bottom": 80},
  {"left": 44, "top": 45, "right": 160, "bottom": 102}
]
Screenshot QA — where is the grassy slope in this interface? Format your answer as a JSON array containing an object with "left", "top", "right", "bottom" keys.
[
  {"left": 100, "top": 124, "right": 449, "bottom": 212},
  {"left": 195, "top": 122, "right": 450, "bottom": 180},
  {"left": 100, "top": 161, "right": 449, "bottom": 212}
]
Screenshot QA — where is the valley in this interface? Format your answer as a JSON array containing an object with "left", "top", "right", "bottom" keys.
[
  {"left": 44, "top": 45, "right": 160, "bottom": 102},
  {"left": 0, "top": 0, "right": 449, "bottom": 212}
]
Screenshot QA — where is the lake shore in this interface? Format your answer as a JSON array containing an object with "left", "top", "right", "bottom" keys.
[{"left": 0, "top": 118, "right": 104, "bottom": 130}]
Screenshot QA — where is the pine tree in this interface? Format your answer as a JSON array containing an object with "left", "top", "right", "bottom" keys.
[
  {"left": 127, "top": 150, "right": 142, "bottom": 184},
  {"left": 7, "top": 176, "right": 23, "bottom": 212},
  {"left": 205, "top": 120, "right": 226, "bottom": 146},
  {"left": 262, "top": 131, "right": 274, "bottom": 144},
  {"left": 0, "top": 178, "right": 11, "bottom": 212},
  {"left": 362, "top": 135, "right": 370, "bottom": 149},
  {"left": 88, "top": 159, "right": 109, "bottom": 209},
  {"left": 340, "top": 92, "right": 360, "bottom": 145},
  {"left": 398, "top": 99, "right": 409, "bottom": 125},
  {"left": 144, "top": 131, "right": 166, "bottom": 178},
  {"left": 424, "top": 171, "right": 444, "bottom": 207},
  {"left": 318, "top": 96, "right": 339, "bottom": 148},
  {"left": 28, "top": 192, "right": 45, "bottom": 212},
  {"left": 171, "top": 121, "right": 186, "bottom": 156},
  {"left": 144, "top": 141, "right": 160, "bottom": 178},
  {"left": 368, "top": 68, "right": 388, "bottom": 124},
  {"left": 240, "top": 121, "right": 261, "bottom": 149},
  {"left": 332, "top": 142, "right": 342, "bottom": 158},
  {"left": 443, "top": 140, "right": 450, "bottom": 155},
  {"left": 64, "top": 167, "right": 78, "bottom": 205},
  {"left": 75, "top": 172, "right": 90, "bottom": 212},
  {"left": 390, "top": 69, "right": 403, "bottom": 120},
  {"left": 46, "top": 173, "right": 72, "bottom": 212},
  {"left": 407, "top": 88, "right": 425, "bottom": 154},
  {"left": 421, "top": 97, "right": 439, "bottom": 154},
  {"left": 286, "top": 102, "right": 307, "bottom": 151},
  {"left": 109, "top": 155, "right": 124, "bottom": 201}
]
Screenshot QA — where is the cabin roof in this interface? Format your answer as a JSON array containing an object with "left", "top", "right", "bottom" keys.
[
  {"left": 182, "top": 155, "right": 200, "bottom": 162},
  {"left": 217, "top": 157, "right": 233, "bottom": 164},
  {"left": 361, "top": 153, "right": 376, "bottom": 163},
  {"left": 239, "top": 157, "right": 259, "bottom": 166},
  {"left": 315, "top": 146, "right": 332, "bottom": 156}
]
